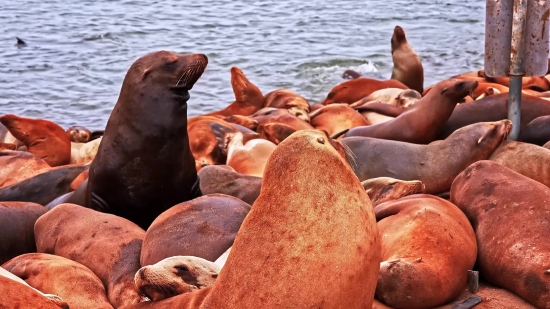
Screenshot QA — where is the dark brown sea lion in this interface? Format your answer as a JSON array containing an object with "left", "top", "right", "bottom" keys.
[
  {"left": 0, "top": 202, "right": 46, "bottom": 265},
  {"left": 35, "top": 203, "right": 145, "bottom": 308},
  {"left": 257, "top": 122, "right": 296, "bottom": 145},
  {"left": 320, "top": 77, "right": 408, "bottom": 105},
  {"left": 374, "top": 195, "right": 477, "bottom": 309},
  {"left": 519, "top": 115, "right": 550, "bottom": 145},
  {"left": 451, "top": 161, "right": 550, "bottom": 308},
  {"left": 66, "top": 126, "right": 92, "bottom": 143},
  {"left": 78, "top": 51, "right": 207, "bottom": 230},
  {"left": 342, "top": 120, "right": 511, "bottom": 194},
  {"left": 344, "top": 79, "right": 479, "bottom": 144},
  {"left": 197, "top": 165, "right": 262, "bottom": 205},
  {"left": 0, "top": 114, "right": 71, "bottom": 167},
  {"left": 3, "top": 253, "right": 113, "bottom": 309},
  {"left": 342, "top": 69, "right": 363, "bottom": 80},
  {"left": 390, "top": 26, "right": 424, "bottom": 93},
  {"left": 141, "top": 194, "right": 250, "bottom": 266},
  {"left": 263, "top": 89, "right": 310, "bottom": 111},
  {"left": 123, "top": 130, "right": 381, "bottom": 309},
  {"left": 309, "top": 103, "right": 370, "bottom": 137},
  {"left": 361, "top": 177, "right": 424, "bottom": 206}
]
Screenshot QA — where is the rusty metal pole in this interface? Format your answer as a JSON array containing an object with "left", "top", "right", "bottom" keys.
[{"left": 507, "top": 0, "right": 528, "bottom": 141}]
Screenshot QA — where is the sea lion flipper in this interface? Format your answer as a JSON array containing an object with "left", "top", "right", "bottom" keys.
[{"left": 208, "top": 123, "right": 238, "bottom": 157}]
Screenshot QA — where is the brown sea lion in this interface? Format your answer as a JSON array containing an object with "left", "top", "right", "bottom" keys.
[
  {"left": 344, "top": 79, "right": 479, "bottom": 144},
  {"left": 202, "top": 67, "right": 264, "bottom": 117},
  {"left": 0, "top": 202, "right": 47, "bottom": 265},
  {"left": 140, "top": 194, "right": 251, "bottom": 266},
  {"left": 66, "top": 126, "right": 92, "bottom": 143},
  {"left": 0, "top": 150, "right": 50, "bottom": 188},
  {"left": 223, "top": 114, "right": 259, "bottom": 130},
  {"left": 472, "top": 82, "right": 508, "bottom": 99},
  {"left": 309, "top": 103, "right": 370, "bottom": 137},
  {"left": 263, "top": 89, "right": 310, "bottom": 111},
  {"left": 374, "top": 194, "right": 477, "bottom": 308},
  {"left": 434, "top": 282, "right": 536, "bottom": 309},
  {"left": 76, "top": 51, "right": 207, "bottom": 230},
  {"left": 352, "top": 103, "right": 402, "bottom": 125},
  {"left": 0, "top": 267, "right": 68, "bottom": 307},
  {"left": 124, "top": 130, "right": 381, "bottom": 309},
  {"left": 349, "top": 88, "right": 421, "bottom": 108},
  {"left": 544, "top": 140, "right": 550, "bottom": 149},
  {"left": 489, "top": 140, "right": 550, "bottom": 188},
  {"left": 0, "top": 114, "right": 71, "bottom": 167},
  {"left": 70, "top": 137, "right": 101, "bottom": 164},
  {"left": 439, "top": 93, "right": 550, "bottom": 139},
  {"left": 390, "top": 26, "right": 424, "bottom": 93},
  {"left": 0, "top": 142, "right": 16, "bottom": 150},
  {"left": 70, "top": 169, "right": 89, "bottom": 191},
  {"left": 451, "top": 160, "right": 550, "bottom": 308},
  {"left": 35, "top": 204, "right": 145, "bottom": 308},
  {"left": 320, "top": 77, "right": 409, "bottom": 105},
  {"left": 197, "top": 165, "right": 262, "bottom": 206},
  {"left": 135, "top": 256, "right": 220, "bottom": 301},
  {"left": 0, "top": 275, "right": 69, "bottom": 309},
  {"left": 257, "top": 122, "right": 296, "bottom": 145},
  {"left": 361, "top": 177, "right": 424, "bottom": 206},
  {"left": 3, "top": 253, "right": 113, "bottom": 309},
  {"left": 342, "top": 120, "right": 511, "bottom": 194},
  {"left": 226, "top": 132, "right": 277, "bottom": 177},
  {"left": 519, "top": 115, "right": 550, "bottom": 145},
  {"left": 478, "top": 69, "right": 550, "bottom": 90},
  {"left": 252, "top": 109, "right": 313, "bottom": 131}
]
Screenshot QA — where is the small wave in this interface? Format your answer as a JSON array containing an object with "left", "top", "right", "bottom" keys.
[{"left": 83, "top": 33, "right": 114, "bottom": 41}]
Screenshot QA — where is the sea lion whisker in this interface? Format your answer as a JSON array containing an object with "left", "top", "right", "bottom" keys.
[{"left": 342, "top": 143, "right": 358, "bottom": 170}]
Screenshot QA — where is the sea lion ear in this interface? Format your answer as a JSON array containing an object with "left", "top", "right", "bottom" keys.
[
  {"left": 440, "top": 87, "right": 449, "bottom": 95},
  {"left": 477, "top": 136, "right": 484, "bottom": 145},
  {"left": 142, "top": 67, "right": 152, "bottom": 80}
]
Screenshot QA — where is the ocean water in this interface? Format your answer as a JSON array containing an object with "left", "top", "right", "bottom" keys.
[{"left": 0, "top": 0, "right": 485, "bottom": 130}]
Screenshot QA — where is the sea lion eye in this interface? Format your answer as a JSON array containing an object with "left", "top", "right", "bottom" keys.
[{"left": 175, "top": 265, "right": 189, "bottom": 272}]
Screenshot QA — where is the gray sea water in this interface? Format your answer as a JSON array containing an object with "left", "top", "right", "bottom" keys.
[{"left": 0, "top": 0, "right": 485, "bottom": 130}]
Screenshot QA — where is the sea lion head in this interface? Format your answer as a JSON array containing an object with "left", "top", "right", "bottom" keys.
[
  {"left": 395, "top": 89, "right": 421, "bottom": 108},
  {"left": 288, "top": 107, "right": 310, "bottom": 123},
  {"left": 224, "top": 115, "right": 259, "bottom": 130},
  {"left": 361, "top": 177, "right": 425, "bottom": 206},
  {"left": 66, "top": 126, "right": 91, "bottom": 143},
  {"left": 230, "top": 67, "right": 265, "bottom": 109},
  {"left": 135, "top": 256, "right": 220, "bottom": 301},
  {"left": 391, "top": 25, "right": 407, "bottom": 52},
  {"left": 437, "top": 79, "right": 479, "bottom": 102},
  {"left": 257, "top": 123, "right": 296, "bottom": 145}
]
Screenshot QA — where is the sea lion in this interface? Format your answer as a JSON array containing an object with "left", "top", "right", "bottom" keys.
[
  {"left": 253, "top": 110, "right": 313, "bottom": 131},
  {"left": 489, "top": 140, "right": 550, "bottom": 188},
  {"left": 320, "top": 77, "right": 408, "bottom": 105},
  {"left": 135, "top": 256, "right": 220, "bottom": 301},
  {"left": 349, "top": 88, "right": 421, "bottom": 108},
  {"left": 361, "top": 177, "right": 424, "bottom": 206},
  {"left": 374, "top": 194, "right": 477, "bottom": 308},
  {"left": 0, "top": 142, "right": 16, "bottom": 150},
  {"left": 188, "top": 116, "right": 239, "bottom": 170},
  {"left": 263, "top": 89, "right": 310, "bottom": 111},
  {"left": 34, "top": 204, "right": 145, "bottom": 308},
  {"left": 440, "top": 93, "right": 550, "bottom": 139},
  {"left": 66, "top": 126, "right": 92, "bottom": 143},
  {"left": 70, "top": 169, "right": 89, "bottom": 191},
  {"left": 519, "top": 115, "right": 550, "bottom": 146},
  {"left": 478, "top": 69, "right": 550, "bottom": 90},
  {"left": 250, "top": 106, "right": 311, "bottom": 123},
  {"left": 214, "top": 247, "right": 231, "bottom": 269},
  {"left": 0, "top": 150, "right": 50, "bottom": 188},
  {"left": 0, "top": 267, "right": 67, "bottom": 307},
  {"left": 141, "top": 194, "right": 250, "bottom": 266},
  {"left": 309, "top": 103, "right": 370, "bottom": 137},
  {"left": 342, "top": 120, "right": 511, "bottom": 194},
  {"left": 203, "top": 67, "right": 264, "bottom": 117},
  {"left": 225, "top": 132, "right": 276, "bottom": 177},
  {"left": 352, "top": 103, "right": 401, "bottom": 125},
  {"left": 434, "top": 282, "right": 536, "bottom": 309},
  {"left": 0, "top": 114, "right": 71, "bottom": 167},
  {"left": 197, "top": 165, "right": 262, "bottom": 205},
  {"left": 223, "top": 114, "right": 259, "bottom": 130},
  {"left": 3, "top": 253, "right": 113, "bottom": 309},
  {"left": 124, "top": 130, "right": 381, "bottom": 309},
  {"left": 471, "top": 82, "right": 508, "bottom": 99},
  {"left": 257, "top": 122, "right": 296, "bottom": 145},
  {"left": 451, "top": 160, "right": 550, "bottom": 308},
  {"left": 77, "top": 51, "right": 207, "bottom": 230},
  {"left": 70, "top": 137, "right": 101, "bottom": 164},
  {"left": 0, "top": 163, "right": 89, "bottom": 206},
  {"left": 342, "top": 69, "right": 363, "bottom": 79},
  {"left": 544, "top": 140, "right": 550, "bottom": 149},
  {"left": 0, "top": 275, "right": 68, "bottom": 309},
  {"left": 0, "top": 202, "right": 47, "bottom": 265},
  {"left": 390, "top": 26, "right": 424, "bottom": 93},
  {"left": 344, "top": 79, "right": 479, "bottom": 144}
]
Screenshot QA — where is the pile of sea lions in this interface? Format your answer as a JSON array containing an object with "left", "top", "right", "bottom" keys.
[{"left": 1, "top": 25, "right": 550, "bottom": 309}]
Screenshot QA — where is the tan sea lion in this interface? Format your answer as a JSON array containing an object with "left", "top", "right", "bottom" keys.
[
  {"left": 390, "top": 26, "right": 424, "bottom": 93},
  {"left": 342, "top": 120, "right": 511, "bottom": 194},
  {"left": 0, "top": 274, "right": 69, "bottom": 309},
  {"left": 35, "top": 204, "right": 145, "bottom": 308},
  {"left": 0, "top": 114, "right": 71, "bottom": 167},
  {"left": 197, "top": 165, "right": 262, "bottom": 205},
  {"left": 226, "top": 132, "right": 277, "bottom": 177},
  {"left": 135, "top": 256, "right": 220, "bottom": 301},
  {"left": 70, "top": 137, "right": 101, "bottom": 164},
  {"left": 0, "top": 150, "right": 50, "bottom": 188},
  {"left": 451, "top": 160, "right": 550, "bottom": 308},
  {"left": 320, "top": 77, "right": 409, "bottom": 105},
  {"left": 263, "top": 89, "right": 310, "bottom": 111},
  {"left": 374, "top": 194, "right": 477, "bottom": 308},
  {"left": 361, "top": 177, "right": 424, "bottom": 206},
  {"left": 123, "top": 129, "right": 381, "bottom": 308},
  {"left": 3, "top": 253, "right": 113, "bottom": 309},
  {"left": 349, "top": 88, "right": 421, "bottom": 108},
  {"left": 66, "top": 125, "right": 92, "bottom": 143},
  {"left": 344, "top": 79, "right": 479, "bottom": 143},
  {"left": 0, "top": 202, "right": 47, "bottom": 265},
  {"left": 257, "top": 122, "right": 296, "bottom": 145},
  {"left": 309, "top": 103, "right": 370, "bottom": 137},
  {"left": 140, "top": 194, "right": 251, "bottom": 266}
]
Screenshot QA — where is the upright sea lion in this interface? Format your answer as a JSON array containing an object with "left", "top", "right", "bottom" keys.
[
  {"left": 342, "top": 120, "right": 511, "bottom": 194},
  {"left": 0, "top": 202, "right": 47, "bottom": 265},
  {"left": 451, "top": 161, "right": 550, "bottom": 308},
  {"left": 519, "top": 115, "right": 550, "bottom": 145},
  {"left": 344, "top": 79, "right": 479, "bottom": 144},
  {"left": 257, "top": 122, "right": 296, "bottom": 145},
  {"left": 0, "top": 275, "right": 68, "bottom": 309},
  {"left": 81, "top": 51, "right": 207, "bottom": 230},
  {"left": 361, "top": 177, "right": 424, "bottom": 206},
  {"left": 197, "top": 165, "right": 262, "bottom": 205},
  {"left": 66, "top": 126, "right": 92, "bottom": 143},
  {"left": 226, "top": 132, "right": 277, "bottom": 177},
  {"left": 135, "top": 256, "right": 220, "bottom": 301},
  {"left": 309, "top": 103, "right": 370, "bottom": 137},
  {"left": 124, "top": 130, "right": 381, "bottom": 308},
  {"left": 320, "top": 77, "right": 408, "bottom": 105},
  {"left": 3, "top": 253, "right": 113, "bottom": 309},
  {"left": 390, "top": 26, "right": 424, "bottom": 93},
  {"left": 35, "top": 204, "right": 145, "bottom": 308},
  {"left": 140, "top": 194, "right": 251, "bottom": 266},
  {"left": 202, "top": 67, "right": 265, "bottom": 117},
  {"left": 0, "top": 114, "right": 71, "bottom": 167},
  {"left": 263, "top": 89, "right": 310, "bottom": 111}
]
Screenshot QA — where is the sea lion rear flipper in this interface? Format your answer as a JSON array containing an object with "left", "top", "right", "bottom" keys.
[{"left": 208, "top": 123, "right": 237, "bottom": 157}]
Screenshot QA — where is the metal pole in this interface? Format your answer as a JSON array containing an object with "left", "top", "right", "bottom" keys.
[{"left": 508, "top": 0, "right": 528, "bottom": 141}]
